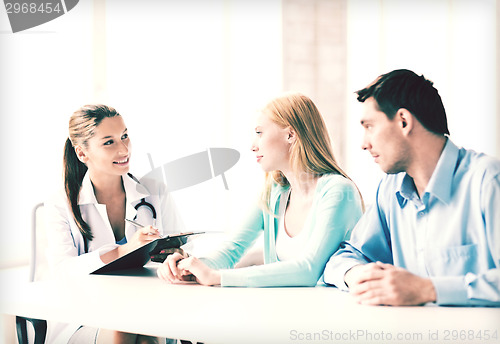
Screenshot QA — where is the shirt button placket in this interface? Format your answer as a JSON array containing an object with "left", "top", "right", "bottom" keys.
[{"left": 416, "top": 208, "right": 427, "bottom": 275}]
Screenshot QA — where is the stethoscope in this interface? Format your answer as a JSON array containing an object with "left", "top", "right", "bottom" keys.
[
  {"left": 133, "top": 198, "right": 157, "bottom": 226},
  {"left": 128, "top": 173, "right": 157, "bottom": 227}
]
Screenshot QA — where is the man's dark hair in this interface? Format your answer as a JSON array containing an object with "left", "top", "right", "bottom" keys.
[{"left": 356, "top": 69, "right": 449, "bottom": 135}]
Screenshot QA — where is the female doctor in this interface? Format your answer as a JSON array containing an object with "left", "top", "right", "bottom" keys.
[{"left": 45, "top": 104, "right": 184, "bottom": 344}]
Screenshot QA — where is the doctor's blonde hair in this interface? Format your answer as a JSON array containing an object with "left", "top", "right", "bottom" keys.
[
  {"left": 63, "top": 104, "right": 120, "bottom": 249},
  {"left": 260, "top": 92, "right": 364, "bottom": 211}
]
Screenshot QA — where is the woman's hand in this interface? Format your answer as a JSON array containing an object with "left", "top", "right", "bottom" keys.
[
  {"left": 177, "top": 257, "right": 221, "bottom": 286},
  {"left": 157, "top": 252, "right": 191, "bottom": 283},
  {"left": 157, "top": 253, "right": 221, "bottom": 286}
]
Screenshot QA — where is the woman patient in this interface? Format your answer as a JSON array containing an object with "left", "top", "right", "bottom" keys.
[{"left": 157, "top": 92, "right": 363, "bottom": 287}]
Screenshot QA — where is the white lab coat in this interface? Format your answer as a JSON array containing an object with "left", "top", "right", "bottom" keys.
[{"left": 43, "top": 172, "right": 185, "bottom": 343}]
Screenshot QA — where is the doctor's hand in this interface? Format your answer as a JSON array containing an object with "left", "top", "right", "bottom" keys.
[
  {"left": 100, "top": 226, "right": 160, "bottom": 264},
  {"left": 345, "top": 262, "right": 436, "bottom": 306},
  {"left": 157, "top": 252, "right": 192, "bottom": 283},
  {"left": 127, "top": 226, "right": 161, "bottom": 251}
]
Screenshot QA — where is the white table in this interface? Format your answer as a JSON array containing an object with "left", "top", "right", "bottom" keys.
[{"left": 1, "top": 266, "right": 499, "bottom": 344}]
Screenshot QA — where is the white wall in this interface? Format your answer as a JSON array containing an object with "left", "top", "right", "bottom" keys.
[{"left": 0, "top": 2, "right": 96, "bottom": 267}]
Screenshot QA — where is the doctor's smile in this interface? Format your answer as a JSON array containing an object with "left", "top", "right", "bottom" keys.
[{"left": 113, "top": 157, "right": 130, "bottom": 166}]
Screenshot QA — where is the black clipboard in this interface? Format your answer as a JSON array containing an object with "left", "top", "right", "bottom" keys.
[{"left": 91, "top": 232, "right": 204, "bottom": 275}]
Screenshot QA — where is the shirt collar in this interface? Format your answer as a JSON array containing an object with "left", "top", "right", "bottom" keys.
[
  {"left": 425, "top": 139, "right": 458, "bottom": 205},
  {"left": 271, "top": 183, "right": 290, "bottom": 215},
  {"left": 78, "top": 172, "right": 97, "bottom": 205},
  {"left": 395, "top": 139, "right": 458, "bottom": 207},
  {"left": 396, "top": 174, "right": 416, "bottom": 207},
  {"left": 78, "top": 172, "right": 151, "bottom": 205}
]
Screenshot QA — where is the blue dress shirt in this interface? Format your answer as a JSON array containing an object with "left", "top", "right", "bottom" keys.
[{"left": 324, "top": 139, "right": 500, "bottom": 306}]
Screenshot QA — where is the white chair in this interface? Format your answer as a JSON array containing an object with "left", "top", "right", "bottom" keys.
[{"left": 16, "top": 203, "right": 47, "bottom": 344}]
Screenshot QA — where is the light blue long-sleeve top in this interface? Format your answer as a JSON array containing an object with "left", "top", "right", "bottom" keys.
[
  {"left": 200, "top": 174, "right": 363, "bottom": 287},
  {"left": 324, "top": 139, "right": 500, "bottom": 306}
]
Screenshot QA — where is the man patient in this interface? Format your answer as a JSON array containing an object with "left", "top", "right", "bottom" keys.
[{"left": 324, "top": 69, "right": 500, "bottom": 307}]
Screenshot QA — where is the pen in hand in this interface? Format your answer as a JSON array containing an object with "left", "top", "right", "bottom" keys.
[{"left": 125, "top": 218, "right": 164, "bottom": 238}]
